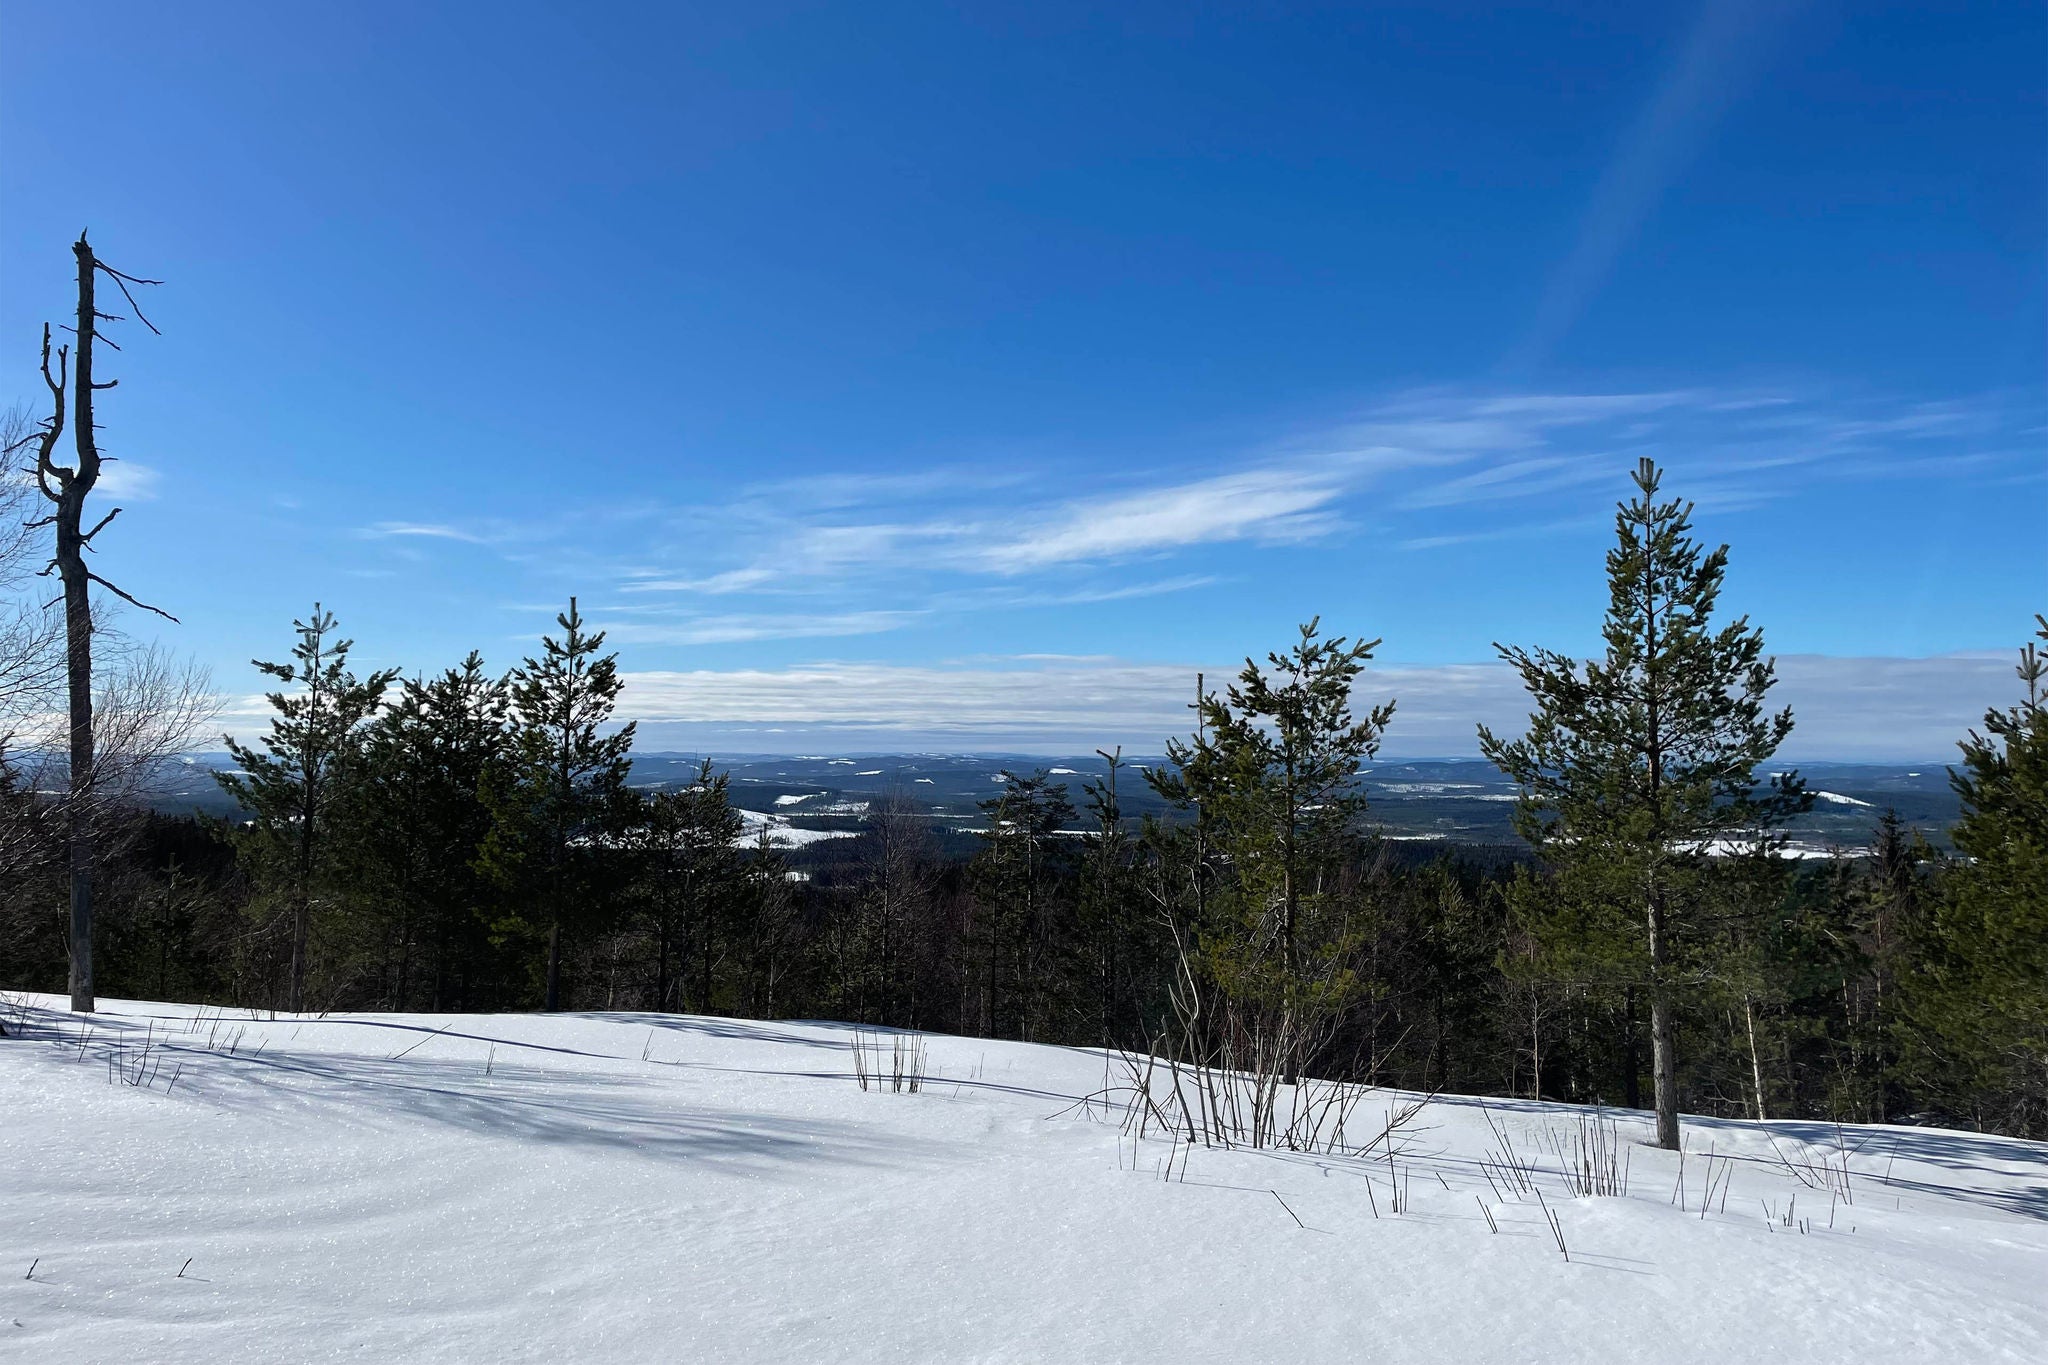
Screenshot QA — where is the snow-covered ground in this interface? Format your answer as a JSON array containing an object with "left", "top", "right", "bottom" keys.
[{"left": 3, "top": 995, "right": 2043, "bottom": 1363}]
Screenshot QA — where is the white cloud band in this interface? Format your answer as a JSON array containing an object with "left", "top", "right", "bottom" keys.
[{"left": 599, "top": 652, "right": 2017, "bottom": 760}]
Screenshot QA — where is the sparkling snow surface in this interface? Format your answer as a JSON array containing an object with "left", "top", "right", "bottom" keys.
[{"left": 3, "top": 996, "right": 2044, "bottom": 1363}]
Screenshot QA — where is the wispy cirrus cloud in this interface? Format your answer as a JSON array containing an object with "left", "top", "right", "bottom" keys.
[
  {"left": 358, "top": 521, "right": 494, "bottom": 544},
  {"left": 619, "top": 567, "right": 780, "bottom": 596},
  {"left": 741, "top": 466, "right": 1032, "bottom": 511},
  {"left": 346, "top": 384, "right": 2040, "bottom": 648},
  {"left": 1396, "top": 454, "right": 1617, "bottom": 511},
  {"left": 976, "top": 465, "right": 1351, "bottom": 572},
  {"left": 1509, "top": 0, "right": 1797, "bottom": 368},
  {"left": 599, "top": 461, "right": 1359, "bottom": 597},
  {"left": 974, "top": 575, "right": 1220, "bottom": 608},
  {"left": 598, "top": 609, "right": 925, "bottom": 646}
]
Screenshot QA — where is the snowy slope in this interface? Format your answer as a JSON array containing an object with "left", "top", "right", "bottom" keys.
[{"left": 3, "top": 995, "right": 2043, "bottom": 1363}]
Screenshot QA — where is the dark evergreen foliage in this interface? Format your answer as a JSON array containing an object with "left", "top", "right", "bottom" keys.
[
  {"left": 483, "top": 598, "right": 636, "bottom": 1010},
  {"left": 968, "top": 769, "right": 1076, "bottom": 1041},
  {"left": 215, "top": 606, "right": 398, "bottom": 1012},
  {"left": 1896, "top": 617, "right": 2048, "bottom": 1136}
]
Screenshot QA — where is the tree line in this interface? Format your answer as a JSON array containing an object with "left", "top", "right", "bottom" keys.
[
  {"left": 3, "top": 236, "right": 2041, "bottom": 1145},
  {"left": 2, "top": 463, "right": 2042, "bottom": 1142}
]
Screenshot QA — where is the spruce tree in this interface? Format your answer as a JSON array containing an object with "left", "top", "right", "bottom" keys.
[
  {"left": 217, "top": 606, "right": 397, "bottom": 1012},
  {"left": 1479, "top": 459, "right": 1808, "bottom": 1149},
  {"left": 489, "top": 599, "right": 635, "bottom": 1011}
]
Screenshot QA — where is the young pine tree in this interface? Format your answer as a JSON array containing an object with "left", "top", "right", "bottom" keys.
[
  {"left": 217, "top": 606, "right": 397, "bottom": 1012},
  {"left": 1151, "top": 619, "right": 1395, "bottom": 1085},
  {"left": 1479, "top": 459, "right": 1809, "bottom": 1149},
  {"left": 489, "top": 599, "right": 635, "bottom": 1011}
]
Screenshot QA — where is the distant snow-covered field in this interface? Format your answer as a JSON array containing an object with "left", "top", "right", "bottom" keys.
[{"left": 3, "top": 995, "right": 2043, "bottom": 1363}]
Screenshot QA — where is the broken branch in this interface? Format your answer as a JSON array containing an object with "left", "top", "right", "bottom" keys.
[{"left": 84, "top": 571, "right": 179, "bottom": 623}]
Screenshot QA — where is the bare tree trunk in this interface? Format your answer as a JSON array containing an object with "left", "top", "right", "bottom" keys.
[
  {"left": 1647, "top": 885, "right": 1680, "bottom": 1149},
  {"left": 700, "top": 901, "right": 713, "bottom": 1014},
  {"left": 1282, "top": 757, "right": 1298, "bottom": 1088},
  {"left": 655, "top": 908, "right": 670, "bottom": 1012},
  {"left": 289, "top": 800, "right": 314, "bottom": 1012},
  {"left": 1744, "top": 993, "right": 1768, "bottom": 1121},
  {"left": 60, "top": 240, "right": 101, "bottom": 1013},
  {"left": 544, "top": 913, "right": 563, "bottom": 1010},
  {"left": 433, "top": 917, "right": 450, "bottom": 1012},
  {"left": 1641, "top": 523, "right": 1680, "bottom": 1149},
  {"left": 1624, "top": 985, "right": 1642, "bottom": 1110},
  {"left": 61, "top": 536, "right": 94, "bottom": 1011}
]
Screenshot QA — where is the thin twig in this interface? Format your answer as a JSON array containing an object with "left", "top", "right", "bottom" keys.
[{"left": 1270, "top": 1190, "right": 1305, "bottom": 1230}]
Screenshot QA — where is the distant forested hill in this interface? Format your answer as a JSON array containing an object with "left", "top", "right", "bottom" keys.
[{"left": 157, "top": 751, "right": 1961, "bottom": 856}]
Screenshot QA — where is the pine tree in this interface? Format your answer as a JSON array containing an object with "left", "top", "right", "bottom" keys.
[
  {"left": 338, "top": 653, "right": 509, "bottom": 1008},
  {"left": 625, "top": 760, "right": 744, "bottom": 1012},
  {"left": 736, "top": 823, "right": 802, "bottom": 1019},
  {"left": 1900, "top": 615, "right": 2048, "bottom": 1136},
  {"left": 842, "top": 790, "right": 942, "bottom": 1026},
  {"left": 969, "top": 769, "right": 1074, "bottom": 1041},
  {"left": 488, "top": 599, "right": 635, "bottom": 1011},
  {"left": 1079, "top": 748, "right": 1144, "bottom": 1048},
  {"left": 1699, "top": 843, "right": 1812, "bottom": 1122},
  {"left": 217, "top": 606, "right": 397, "bottom": 1012},
  {"left": 1833, "top": 808, "right": 1931, "bottom": 1121},
  {"left": 1151, "top": 619, "right": 1395, "bottom": 1084},
  {"left": 1479, "top": 459, "right": 1809, "bottom": 1149}
]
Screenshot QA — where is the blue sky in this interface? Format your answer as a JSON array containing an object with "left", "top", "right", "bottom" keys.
[{"left": 3, "top": 1, "right": 2042, "bottom": 757}]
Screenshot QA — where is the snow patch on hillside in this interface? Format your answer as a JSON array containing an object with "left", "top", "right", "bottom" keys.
[{"left": 735, "top": 807, "right": 859, "bottom": 847}]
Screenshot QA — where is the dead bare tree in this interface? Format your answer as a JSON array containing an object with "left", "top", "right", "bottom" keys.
[{"left": 7, "top": 233, "right": 176, "bottom": 1014}]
